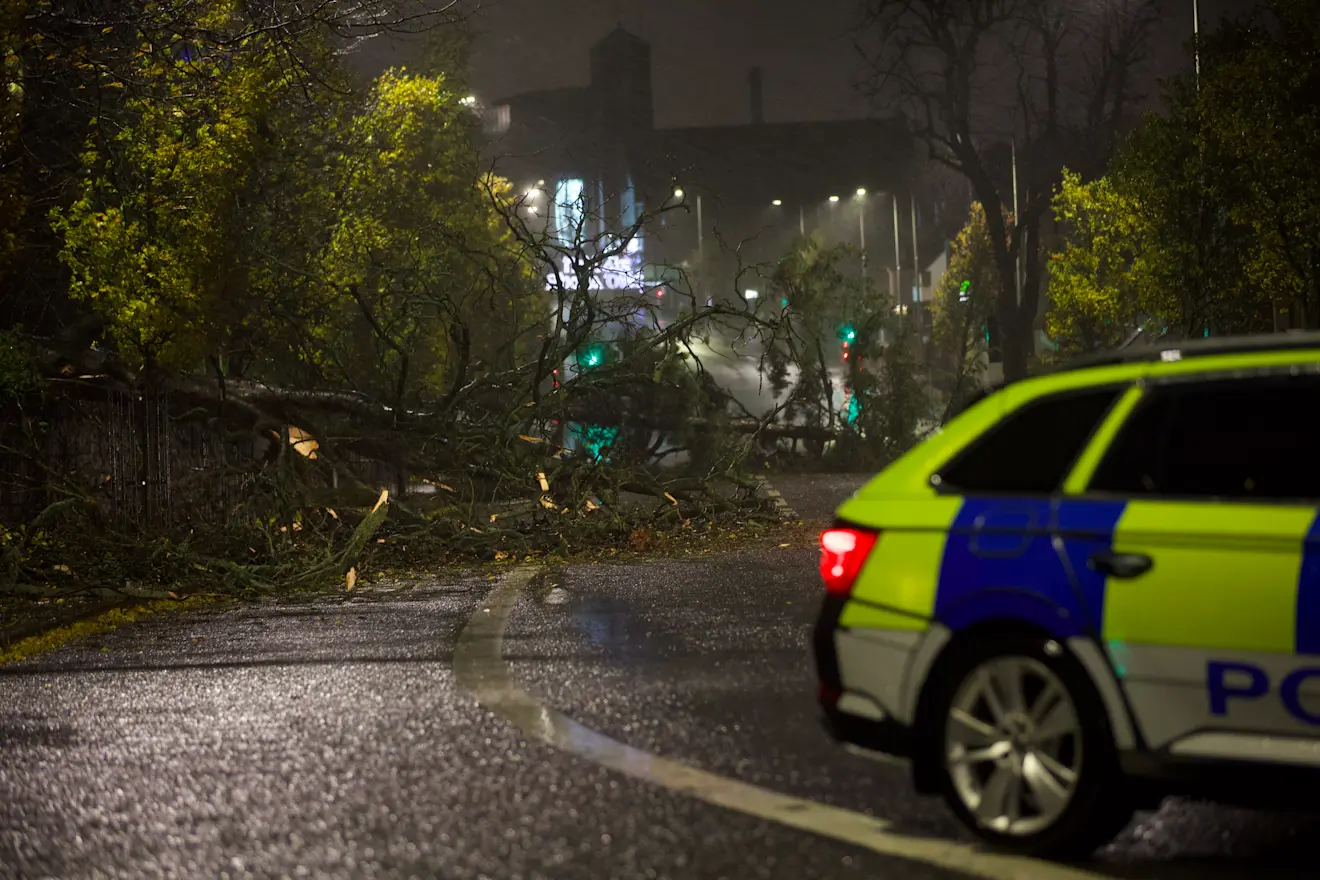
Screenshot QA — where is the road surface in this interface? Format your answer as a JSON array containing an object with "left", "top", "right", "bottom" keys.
[{"left": 0, "top": 475, "right": 1317, "bottom": 879}]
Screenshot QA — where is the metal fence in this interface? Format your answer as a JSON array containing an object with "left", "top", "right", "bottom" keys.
[{"left": 0, "top": 384, "right": 260, "bottom": 530}]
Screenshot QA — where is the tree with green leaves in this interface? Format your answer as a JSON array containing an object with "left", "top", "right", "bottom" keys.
[
  {"left": 51, "top": 17, "right": 301, "bottom": 370},
  {"left": 298, "top": 70, "right": 543, "bottom": 411},
  {"left": 1045, "top": 172, "right": 1147, "bottom": 357},
  {"left": 1199, "top": 0, "right": 1320, "bottom": 329},
  {"left": 836, "top": 318, "right": 931, "bottom": 468},
  {"left": 0, "top": 0, "right": 25, "bottom": 284},
  {"left": 857, "top": 0, "right": 1161, "bottom": 383},
  {"left": 1045, "top": 0, "right": 1315, "bottom": 351},
  {"left": 930, "top": 202, "right": 999, "bottom": 418},
  {"left": 758, "top": 235, "right": 930, "bottom": 467},
  {"left": 763, "top": 236, "right": 861, "bottom": 439}
]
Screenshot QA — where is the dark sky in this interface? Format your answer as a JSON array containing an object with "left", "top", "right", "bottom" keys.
[{"left": 365, "top": 0, "right": 1260, "bottom": 129}]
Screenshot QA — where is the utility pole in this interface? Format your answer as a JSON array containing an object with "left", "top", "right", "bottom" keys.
[
  {"left": 910, "top": 194, "right": 920, "bottom": 303},
  {"left": 892, "top": 194, "right": 902, "bottom": 321},
  {"left": 858, "top": 201, "right": 867, "bottom": 291},
  {"left": 799, "top": 205, "right": 805, "bottom": 237},
  {"left": 696, "top": 194, "right": 704, "bottom": 258},
  {"left": 1194, "top": 0, "right": 1201, "bottom": 90}
]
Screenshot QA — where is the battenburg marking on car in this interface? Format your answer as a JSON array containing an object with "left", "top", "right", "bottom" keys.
[
  {"left": 813, "top": 333, "right": 1320, "bottom": 859},
  {"left": 840, "top": 499, "right": 1320, "bottom": 654}
]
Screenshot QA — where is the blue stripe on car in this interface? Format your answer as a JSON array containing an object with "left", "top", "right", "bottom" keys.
[
  {"left": 934, "top": 497, "right": 1126, "bottom": 639},
  {"left": 1054, "top": 499, "right": 1129, "bottom": 633},
  {"left": 1294, "top": 511, "right": 1320, "bottom": 655}
]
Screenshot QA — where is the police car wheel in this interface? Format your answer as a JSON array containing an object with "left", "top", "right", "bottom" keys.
[{"left": 928, "top": 632, "right": 1134, "bottom": 858}]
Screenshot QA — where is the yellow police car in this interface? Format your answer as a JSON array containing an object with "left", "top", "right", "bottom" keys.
[{"left": 814, "top": 334, "right": 1320, "bottom": 858}]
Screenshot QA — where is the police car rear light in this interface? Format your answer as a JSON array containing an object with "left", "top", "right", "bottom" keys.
[{"left": 819, "top": 528, "right": 878, "bottom": 596}]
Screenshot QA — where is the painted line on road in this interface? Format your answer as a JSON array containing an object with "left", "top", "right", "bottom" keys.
[
  {"left": 754, "top": 476, "right": 800, "bottom": 522},
  {"left": 454, "top": 567, "right": 1108, "bottom": 880}
]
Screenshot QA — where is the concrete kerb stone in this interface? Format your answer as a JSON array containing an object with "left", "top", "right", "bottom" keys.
[{"left": 753, "top": 476, "right": 800, "bottom": 522}]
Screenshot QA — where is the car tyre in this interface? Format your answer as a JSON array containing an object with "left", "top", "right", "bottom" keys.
[{"left": 926, "top": 630, "right": 1135, "bottom": 859}]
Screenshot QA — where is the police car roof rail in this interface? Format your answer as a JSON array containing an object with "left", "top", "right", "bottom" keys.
[{"left": 1049, "top": 331, "right": 1320, "bottom": 374}]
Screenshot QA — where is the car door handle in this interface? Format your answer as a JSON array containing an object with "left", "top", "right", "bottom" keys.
[{"left": 1089, "top": 551, "right": 1153, "bottom": 579}]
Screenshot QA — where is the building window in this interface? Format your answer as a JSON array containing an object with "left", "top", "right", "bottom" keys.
[
  {"left": 554, "top": 178, "right": 586, "bottom": 245},
  {"left": 483, "top": 105, "right": 510, "bottom": 135}
]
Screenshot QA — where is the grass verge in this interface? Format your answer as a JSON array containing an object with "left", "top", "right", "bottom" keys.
[{"left": 0, "top": 595, "right": 223, "bottom": 667}]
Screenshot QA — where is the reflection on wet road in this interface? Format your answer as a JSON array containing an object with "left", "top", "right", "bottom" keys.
[
  {"left": 508, "top": 552, "right": 1320, "bottom": 880},
  {"left": 1, "top": 471, "right": 1318, "bottom": 879}
]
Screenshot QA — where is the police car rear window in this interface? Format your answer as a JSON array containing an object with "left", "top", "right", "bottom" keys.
[{"left": 934, "top": 388, "right": 1121, "bottom": 495}]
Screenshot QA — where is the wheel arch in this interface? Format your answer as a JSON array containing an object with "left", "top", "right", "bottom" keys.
[{"left": 907, "top": 619, "right": 1134, "bottom": 793}]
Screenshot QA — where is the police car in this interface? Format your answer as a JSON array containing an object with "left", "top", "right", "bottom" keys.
[{"left": 814, "top": 334, "right": 1320, "bottom": 857}]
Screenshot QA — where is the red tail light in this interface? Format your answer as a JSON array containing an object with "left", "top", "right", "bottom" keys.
[{"left": 819, "top": 528, "right": 878, "bottom": 596}]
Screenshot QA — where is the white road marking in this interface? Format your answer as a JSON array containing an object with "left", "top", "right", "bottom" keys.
[{"left": 453, "top": 567, "right": 1111, "bottom": 880}]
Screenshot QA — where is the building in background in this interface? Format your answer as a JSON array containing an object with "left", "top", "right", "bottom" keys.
[{"left": 480, "top": 26, "right": 956, "bottom": 324}]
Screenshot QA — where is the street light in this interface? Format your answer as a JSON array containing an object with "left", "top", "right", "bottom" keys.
[
  {"left": 772, "top": 199, "right": 783, "bottom": 206},
  {"left": 828, "top": 195, "right": 840, "bottom": 203},
  {"left": 673, "top": 187, "right": 685, "bottom": 200},
  {"left": 855, "top": 190, "right": 868, "bottom": 291}
]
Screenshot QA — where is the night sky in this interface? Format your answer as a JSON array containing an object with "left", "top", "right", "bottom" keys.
[{"left": 363, "top": 0, "right": 1261, "bottom": 129}]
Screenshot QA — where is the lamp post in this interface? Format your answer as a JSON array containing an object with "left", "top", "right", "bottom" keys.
[
  {"left": 892, "top": 194, "right": 902, "bottom": 323},
  {"left": 855, "top": 188, "right": 868, "bottom": 291},
  {"left": 911, "top": 193, "right": 920, "bottom": 304},
  {"left": 1194, "top": 0, "right": 1201, "bottom": 90}
]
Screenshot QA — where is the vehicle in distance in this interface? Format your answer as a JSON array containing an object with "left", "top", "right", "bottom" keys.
[{"left": 814, "top": 333, "right": 1320, "bottom": 858}]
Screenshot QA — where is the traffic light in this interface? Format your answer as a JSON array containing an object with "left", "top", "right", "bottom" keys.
[
  {"left": 576, "top": 343, "right": 607, "bottom": 371},
  {"left": 959, "top": 280, "right": 971, "bottom": 303},
  {"left": 837, "top": 322, "right": 856, "bottom": 343}
]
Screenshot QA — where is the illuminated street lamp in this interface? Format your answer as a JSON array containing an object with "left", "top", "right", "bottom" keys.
[
  {"left": 856, "top": 188, "right": 867, "bottom": 197},
  {"left": 673, "top": 187, "right": 685, "bottom": 200},
  {"left": 828, "top": 195, "right": 840, "bottom": 203},
  {"left": 772, "top": 199, "right": 783, "bottom": 206}
]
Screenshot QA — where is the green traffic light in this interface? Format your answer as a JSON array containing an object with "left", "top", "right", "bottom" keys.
[{"left": 578, "top": 343, "right": 606, "bottom": 370}]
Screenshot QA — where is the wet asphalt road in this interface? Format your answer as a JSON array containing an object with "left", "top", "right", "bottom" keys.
[{"left": 0, "top": 474, "right": 1318, "bottom": 879}]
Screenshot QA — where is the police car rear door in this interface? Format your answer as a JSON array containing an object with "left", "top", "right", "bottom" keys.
[{"left": 1081, "top": 370, "right": 1320, "bottom": 761}]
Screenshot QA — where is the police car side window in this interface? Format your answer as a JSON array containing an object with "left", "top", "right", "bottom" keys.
[
  {"left": 1090, "top": 375, "right": 1320, "bottom": 501},
  {"left": 935, "top": 388, "right": 1121, "bottom": 494}
]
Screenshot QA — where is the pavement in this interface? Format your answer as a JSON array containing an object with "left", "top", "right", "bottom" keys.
[{"left": 0, "top": 474, "right": 1318, "bottom": 879}]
